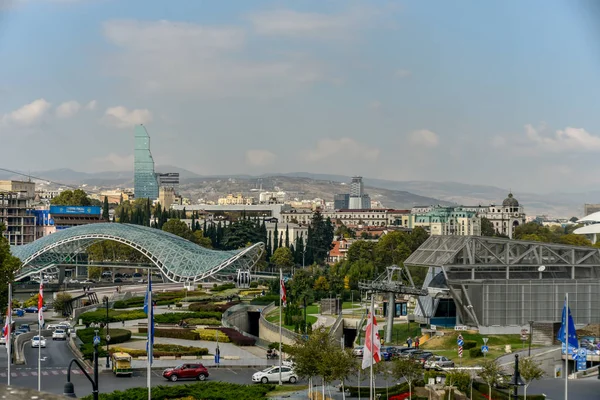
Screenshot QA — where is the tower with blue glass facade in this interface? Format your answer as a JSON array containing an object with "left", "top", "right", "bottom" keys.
[{"left": 134, "top": 125, "right": 159, "bottom": 200}]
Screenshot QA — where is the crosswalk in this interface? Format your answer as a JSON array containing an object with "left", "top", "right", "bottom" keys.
[{"left": 0, "top": 368, "right": 92, "bottom": 378}]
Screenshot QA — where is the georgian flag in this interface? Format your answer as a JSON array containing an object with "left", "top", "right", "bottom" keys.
[
  {"left": 38, "top": 282, "right": 44, "bottom": 328},
  {"left": 361, "top": 312, "right": 382, "bottom": 369}
]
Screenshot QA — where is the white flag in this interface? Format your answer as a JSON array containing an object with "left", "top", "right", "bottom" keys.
[{"left": 361, "top": 312, "right": 381, "bottom": 369}]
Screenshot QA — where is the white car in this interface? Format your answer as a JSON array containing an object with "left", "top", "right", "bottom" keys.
[
  {"left": 52, "top": 329, "right": 67, "bottom": 340},
  {"left": 31, "top": 336, "right": 46, "bottom": 348},
  {"left": 252, "top": 366, "right": 298, "bottom": 384},
  {"left": 0, "top": 335, "right": 6, "bottom": 345}
]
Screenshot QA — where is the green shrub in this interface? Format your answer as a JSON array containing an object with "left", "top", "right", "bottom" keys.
[
  {"left": 77, "top": 328, "right": 131, "bottom": 345},
  {"left": 139, "top": 327, "right": 199, "bottom": 341},
  {"left": 185, "top": 318, "right": 221, "bottom": 326},
  {"left": 112, "top": 344, "right": 208, "bottom": 358},
  {"left": 463, "top": 340, "right": 477, "bottom": 350},
  {"left": 211, "top": 283, "right": 236, "bottom": 292},
  {"left": 469, "top": 347, "right": 483, "bottom": 358},
  {"left": 154, "top": 312, "right": 222, "bottom": 324},
  {"left": 113, "top": 300, "right": 128, "bottom": 309},
  {"left": 250, "top": 294, "right": 279, "bottom": 305},
  {"left": 80, "top": 309, "right": 147, "bottom": 325},
  {"left": 82, "top": 381, "right": 276, "bottom": 400},
  {"left": 188, "top": 302, "right": 238, "bottom": 313},
  {"left": 175, "top": 303, "right": 183, "bottom": 308},
  {"left": 249, "top": 281, "right": 258, "bottom": 288}
]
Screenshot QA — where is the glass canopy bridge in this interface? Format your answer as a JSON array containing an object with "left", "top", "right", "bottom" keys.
[{"left": 10, "top": 223, "right": 264, "bottom": 284}]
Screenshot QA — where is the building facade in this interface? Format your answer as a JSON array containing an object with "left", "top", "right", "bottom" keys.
[
  {"left": 217, "top": 194, "right": 256, "bottom": 206},
  {"left": 134, "top": 125, "right": 159, "bottom": 200},
  {"left": 412, "top": 207, "right": 481, "bottom": 236},
  {"left": 0, "top": 191, "right": 36, "bottom": 245},
  {"left": 333, "top": 193, "right": 349, "bottom": 210},
  {"left": 584, "top": 203, "right": 600, "bottom": 217},
  {"left": 265, "top": 222, "right": 308, "bottom": 250},
  {"left": 157, "top": 173, "right": 180, "bottom": 193},
  {"left": 464, "top": 193, "right": 526, "bottom": 239},
  {"left": 0, "top": 180, "right": 35, "bottom": 199}
]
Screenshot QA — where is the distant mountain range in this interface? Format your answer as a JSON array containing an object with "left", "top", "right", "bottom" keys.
[{"left": 0, "top": 168, "right": 589, "bottom": 217}]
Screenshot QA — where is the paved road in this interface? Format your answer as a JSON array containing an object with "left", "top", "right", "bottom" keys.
[{"left": 23, "top": 335, "right": 73, "bottom": 368}]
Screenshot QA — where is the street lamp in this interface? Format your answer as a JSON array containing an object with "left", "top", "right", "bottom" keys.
[
  {"left": 103, "top": 296, "right": 110, "bottom": 368},
  {"left": 528, "top": 320, "right": 534, "bottom": 357},
  {"left": 64, "top": 329, "right": 99, "bottom": 400},
  {"left": 508, "top": 354, "right": 525, "bottom": 400}
]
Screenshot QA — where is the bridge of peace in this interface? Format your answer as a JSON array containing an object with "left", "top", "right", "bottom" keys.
[{"left": 9, "top": 223, "right": 264, "bottom": 284}]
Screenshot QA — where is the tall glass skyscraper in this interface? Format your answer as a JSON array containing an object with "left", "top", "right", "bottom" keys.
[{"left": 134, "top": 125, "right": 159, "bottom": 200}]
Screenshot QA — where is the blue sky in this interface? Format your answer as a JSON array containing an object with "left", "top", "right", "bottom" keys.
[{"left": 1, "top": 0, "right": 600, "bottom": 192}]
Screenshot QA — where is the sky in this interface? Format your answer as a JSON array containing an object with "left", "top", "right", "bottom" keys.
[{"left": 1, "top": 0, "right": 600, "bottom": 193}]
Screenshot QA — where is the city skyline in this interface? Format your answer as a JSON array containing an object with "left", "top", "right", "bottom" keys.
[{"left": 1, "top": 1, "right": 600, "bottom": 193}]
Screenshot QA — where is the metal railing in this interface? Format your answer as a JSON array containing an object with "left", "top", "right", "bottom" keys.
[
  {"left": 259, "top": 303, "right": 301, "bottom": 342},
  {"left": 329, "top": 313, "right": 344, "bottom": 339}
]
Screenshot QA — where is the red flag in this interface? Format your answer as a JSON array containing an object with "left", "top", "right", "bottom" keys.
[
  {"left": 280, "top": 278, "right": 287, "bottom": 308},
  {"left": 38, "top": 282, "right": 44, "bottom": 328},
  {"left": 2, "top": 307, "right": 9, "bottom": 338}
]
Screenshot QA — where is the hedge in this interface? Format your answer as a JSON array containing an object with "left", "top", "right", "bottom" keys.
[
  {"left": 185, "top": 318, "right": 221, "bottom": 326},
  {"left": 138, "top": 327, "right": 230, "bottom": 342},
  {"left": 154, "top": 311, "right": 222, "bottom": 324},
  {"left": 463, "top": 340, "right": 477, "bottom": 350},
  {"left": 209, "top": 327, "right": 255, "bottom": 346},
  {"left": 469, "top": 348, "right": 484, "bottom": 358},
  {"left": 188, "top": 301, "right": 239, "bottom": 313},
  {"left": 82, "top": 382, "right": 276, "bottom": 400},
  {"left": 250, "top": 294, "right": 280, "bottom": 305},
  {"left": 80, "top": 309, "right": 147, "bottom": 325},
  {"left": 77, "top": 328, "right": 131, "bottom": 345},
  {"left": 211, "top": 283, "right": 236, "bottom": 292},
  {"left": 111, "top": 344, "right": 208, "bottom": 358},
  {"left": 472, "top": 382, "right": 546, "bottom": 399}
]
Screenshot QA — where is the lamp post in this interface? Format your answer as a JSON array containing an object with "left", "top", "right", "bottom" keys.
[
  {"left": 528, "top": 320, "right": 534, "bottom": 357},
  {"left": 64, "top": 329, "right": 99, "bottom": 400},
  {"left": 509, "top": 354, "right": 525, "bottom": 400},
  {"left": 103, "top": 296, "right": 110, "bottom": 368}
]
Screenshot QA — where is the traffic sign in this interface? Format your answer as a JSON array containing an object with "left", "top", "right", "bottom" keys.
[
  {"left": 93, "top": 336, "right": 101, "bottom": 345},
  {"left": 457, "top": 339, "right": 464, "bottom": 347},
  {"left": 105, "top": 334, "right": 111, "bottom": 342},
  {"left": 483, "top": 338, "right": 489, "bottom": 345},
  {"left": 457, "top": 334, "right": 464, "bottom": 341},
  {"left": 577, "top": 348, "right": 587, "bottom": 372},
  {"left": 481, "top": 345, "right": 489, "bottom": 353}
]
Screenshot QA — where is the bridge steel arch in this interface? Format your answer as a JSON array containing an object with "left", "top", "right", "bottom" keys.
[{"left": 10, "top": 223, "right": 264, "bottom": 282}]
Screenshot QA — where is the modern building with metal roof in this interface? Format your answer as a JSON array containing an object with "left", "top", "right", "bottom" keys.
[
  {"left": 10, "top": 223, "right": 264, "bottom": 283},
  {"left": 405, "top": 235, "right": 600, "bottom": 333}
]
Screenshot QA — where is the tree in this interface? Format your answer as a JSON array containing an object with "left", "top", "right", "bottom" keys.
[
  {"left": 445, "top": 370, "right": 471, "bottom": 397},
  {"left": 193, "top": 230, "right": 213, "bottom": 248},
  {"left": 271, "top": 247, "right": 294, "bottom": 270},
  {"left": 480, "top": 217, "right": 496, "bottom": 237},
  {"left": 285, "top": 225, "right": 290, "bottom": 248},
  {"left": 391, "top": 357, "right": 422, "bottom": 400},
  {"left": 53, "top": 292, "right": 72, "bottom": 315},
  {"left": 162, "top": 219, "right": 195, "bottom": 242},
  {"left": 313, "top": 275, "right": 330, "bottom": 292},
  {"left": 408, "top": 227, "right": 430, "bottom": 252},
  {"left": 0, "top": 224, "right": 21, "bottom": 311},
  {"left": 88, "top": 266, "right": 102, "bottom": 280},
  {"left": 221, "top": 218, "right": 262, "bottom": 250},
  {"left": 50, "top": 189, "right": 92, "bottom": 206},
  {"left": 520, "top": 357, "right": 544, "bottom": 399},
  {"left": 102, "top": 196, "right": 110, "bottom": 221},
  {"left": 478, "top": 359, "right": 502, "bottom": 400}
]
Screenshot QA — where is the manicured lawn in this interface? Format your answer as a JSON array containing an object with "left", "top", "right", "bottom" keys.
[
  {"left": 304, "top": 304, "right": 319, "bottom": 314},
  {"left": 342, "top": 302, "right": 361, "bottom": 309},
  {"left": 266, "top": 384, "right": 309, "bottom": 396},
  {"left": 265, "top": 309, "right": 317, "bottom": 331},
  {"left": 356, "top": 323, "right": 421, "bottom": 346}
]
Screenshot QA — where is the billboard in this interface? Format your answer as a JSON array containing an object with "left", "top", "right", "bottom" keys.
[{"left": 50, "top": 206, "right": 101, "bottom": 215}]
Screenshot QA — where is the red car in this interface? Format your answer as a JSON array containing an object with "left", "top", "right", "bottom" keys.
[{"left": 163, "top": 363, "right": 209, "bottom": 382}]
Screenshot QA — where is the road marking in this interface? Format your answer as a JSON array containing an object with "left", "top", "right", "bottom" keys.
[
  {"left": 51, "top": 370, "right": 59, "bottom": 375},
  {"left": 0, "top": 373, "right": 6, "bottom": 377},
  {"left": 227, "top": 368, "right": 238, "bottom": 374},
  {"left": 42, "top": 371, "right": 49, "bottom": 376},
  {"left": 61, "top": 370, "right": 68, "bottom": 375},
  {"left": 152, "top": 371, "right": 163, "bottom": 377},
  {"left": 10, "top": 372, "right": 17, "bottom": 377},
  {"left": 31, "top": 372, "right": 37, "bottom": 376},
  {"left": 72, "top": 370, "right": 81, "bottom": 374}
]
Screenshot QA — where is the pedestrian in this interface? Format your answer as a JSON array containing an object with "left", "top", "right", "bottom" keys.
[
  {"left": 122, "top": 319, "right": 125, "bottom": 327},
  {"left": 407, "top": 337, "right": 413, "bottom": 348},
  {"left": 415, "top": 337, "right": 420, "bottom": 349}
]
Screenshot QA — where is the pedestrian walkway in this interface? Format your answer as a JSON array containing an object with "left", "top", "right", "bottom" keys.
[{"left": 0, "top": 366, "right": 92, "bottom": 378}]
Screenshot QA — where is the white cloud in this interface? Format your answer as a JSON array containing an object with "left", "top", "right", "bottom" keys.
[
  {"left": 55, "top": 100, "right": 81, "bottom": 118},
  {"left": 85, "top": 100, "right": 97, "bottom": 110},
  {"left": 1, "top": 98, "right": 51, "bottom": 126},
  {"left": 524, "top": 124, "right": 600, "bottom": 152},
  {"left": 247, "top": 9, "right": 374, "bottom": 39},
  {"left": 245, "top": 149, "right": 276, "bottom": 167},
  {"left": 104, "top": 106, "right": 152, "bottom": 128},
  {"left": 307, "top": 137, "right": 380, "bottom": 162},
  {"left": 102, "top": 19, "right": 325, "bottom": 97},
  {"left": 395, "top": 69, "right": 411, "bottom": 78},
  {"left": 408, "top": 129, "right": 439, "bottom": 147}
]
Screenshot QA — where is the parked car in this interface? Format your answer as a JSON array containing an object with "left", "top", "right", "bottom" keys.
[
  {"left": 14, "top": 329, "right": 28, "bottom": 336},
  {"left": 252, "top": 366, "right": 298, "bottom": 384},
  {"left": 12, "top": 309, "right": 24, "bottom": 317},
  {"left": 381, "top": 346, "right": 402, "bottom": 361},
  {"left": 424, "top": 355, "right": 455, "bottom": 370},
  {"left": 0, "top": 335, "right": 6, "bottom": 345},
  {"left": 18, "top": 324, "right": 30, "bottom": 332},
  {"left": 162, "top": 363, "right": 209, "bottom": 382},
  {"left": 114, "top": 278, "right": 123, "bottom": 283},
  {"left": 412, "top": 351, "right": 434, "bottom": 366},
  {"left": 352, "top": 346, "right": 364, "bottom": 357},
  {"left": 25, "top": 307, "right": 39, "bottom": 313},
  {"left": 52, "top": 329, "right": 67, "bottom": 340},
  {"left": 133, "top": 273, "right": 142, "bottom": 278},
  {"left": 31, "top": 336, "right": 46, "bottom": 348}
]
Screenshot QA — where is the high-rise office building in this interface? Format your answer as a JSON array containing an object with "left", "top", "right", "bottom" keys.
[
  {"left": 158, "top": 173, "right": 180, "bottom": 193},
  {"left": 134, "top": 125, "right": 159, "bottom": 200},
  {"left": 334, "top": 193, "right": 350, "bottom": 210},
  {"left": 348, "top": 176, "right": 364, "bottom": 209}
]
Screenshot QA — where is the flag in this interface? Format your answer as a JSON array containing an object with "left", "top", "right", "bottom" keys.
[
  {"left": 361, "top": 312, "right": 381, "bottom": 369},
  {"left": 143, "top": 278, "right": 154, "bottom": 364},
  {"left": 280, "top": 274, "right": 287, "bottom": 308},
  {"left": 557, "top": 298, "right": 578, "bottom": 351},
  {"left": 38, "top": 282, "right": 44, "bottom": 329},
  {"left": 2, "top": 307, "right": 9, "bottom": 339}
]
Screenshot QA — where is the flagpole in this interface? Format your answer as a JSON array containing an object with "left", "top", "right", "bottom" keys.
[
  {"left": 278, "top": 268, "right": 283, "bottom": 386},
  {"left": 38, "top": 272, "right": 41, "bottom": 392},
  {"left": 7, "top": 283, "right": 11, "bottom": 386},
  {"left": 370, "top": 293, "right": 374, "bottom": 400},
  {"left": 565, "top": 292, "right": 568, "bottom": 400},
  {"left": 147, "top": 269, "right": 152, "bottom": 400}
]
